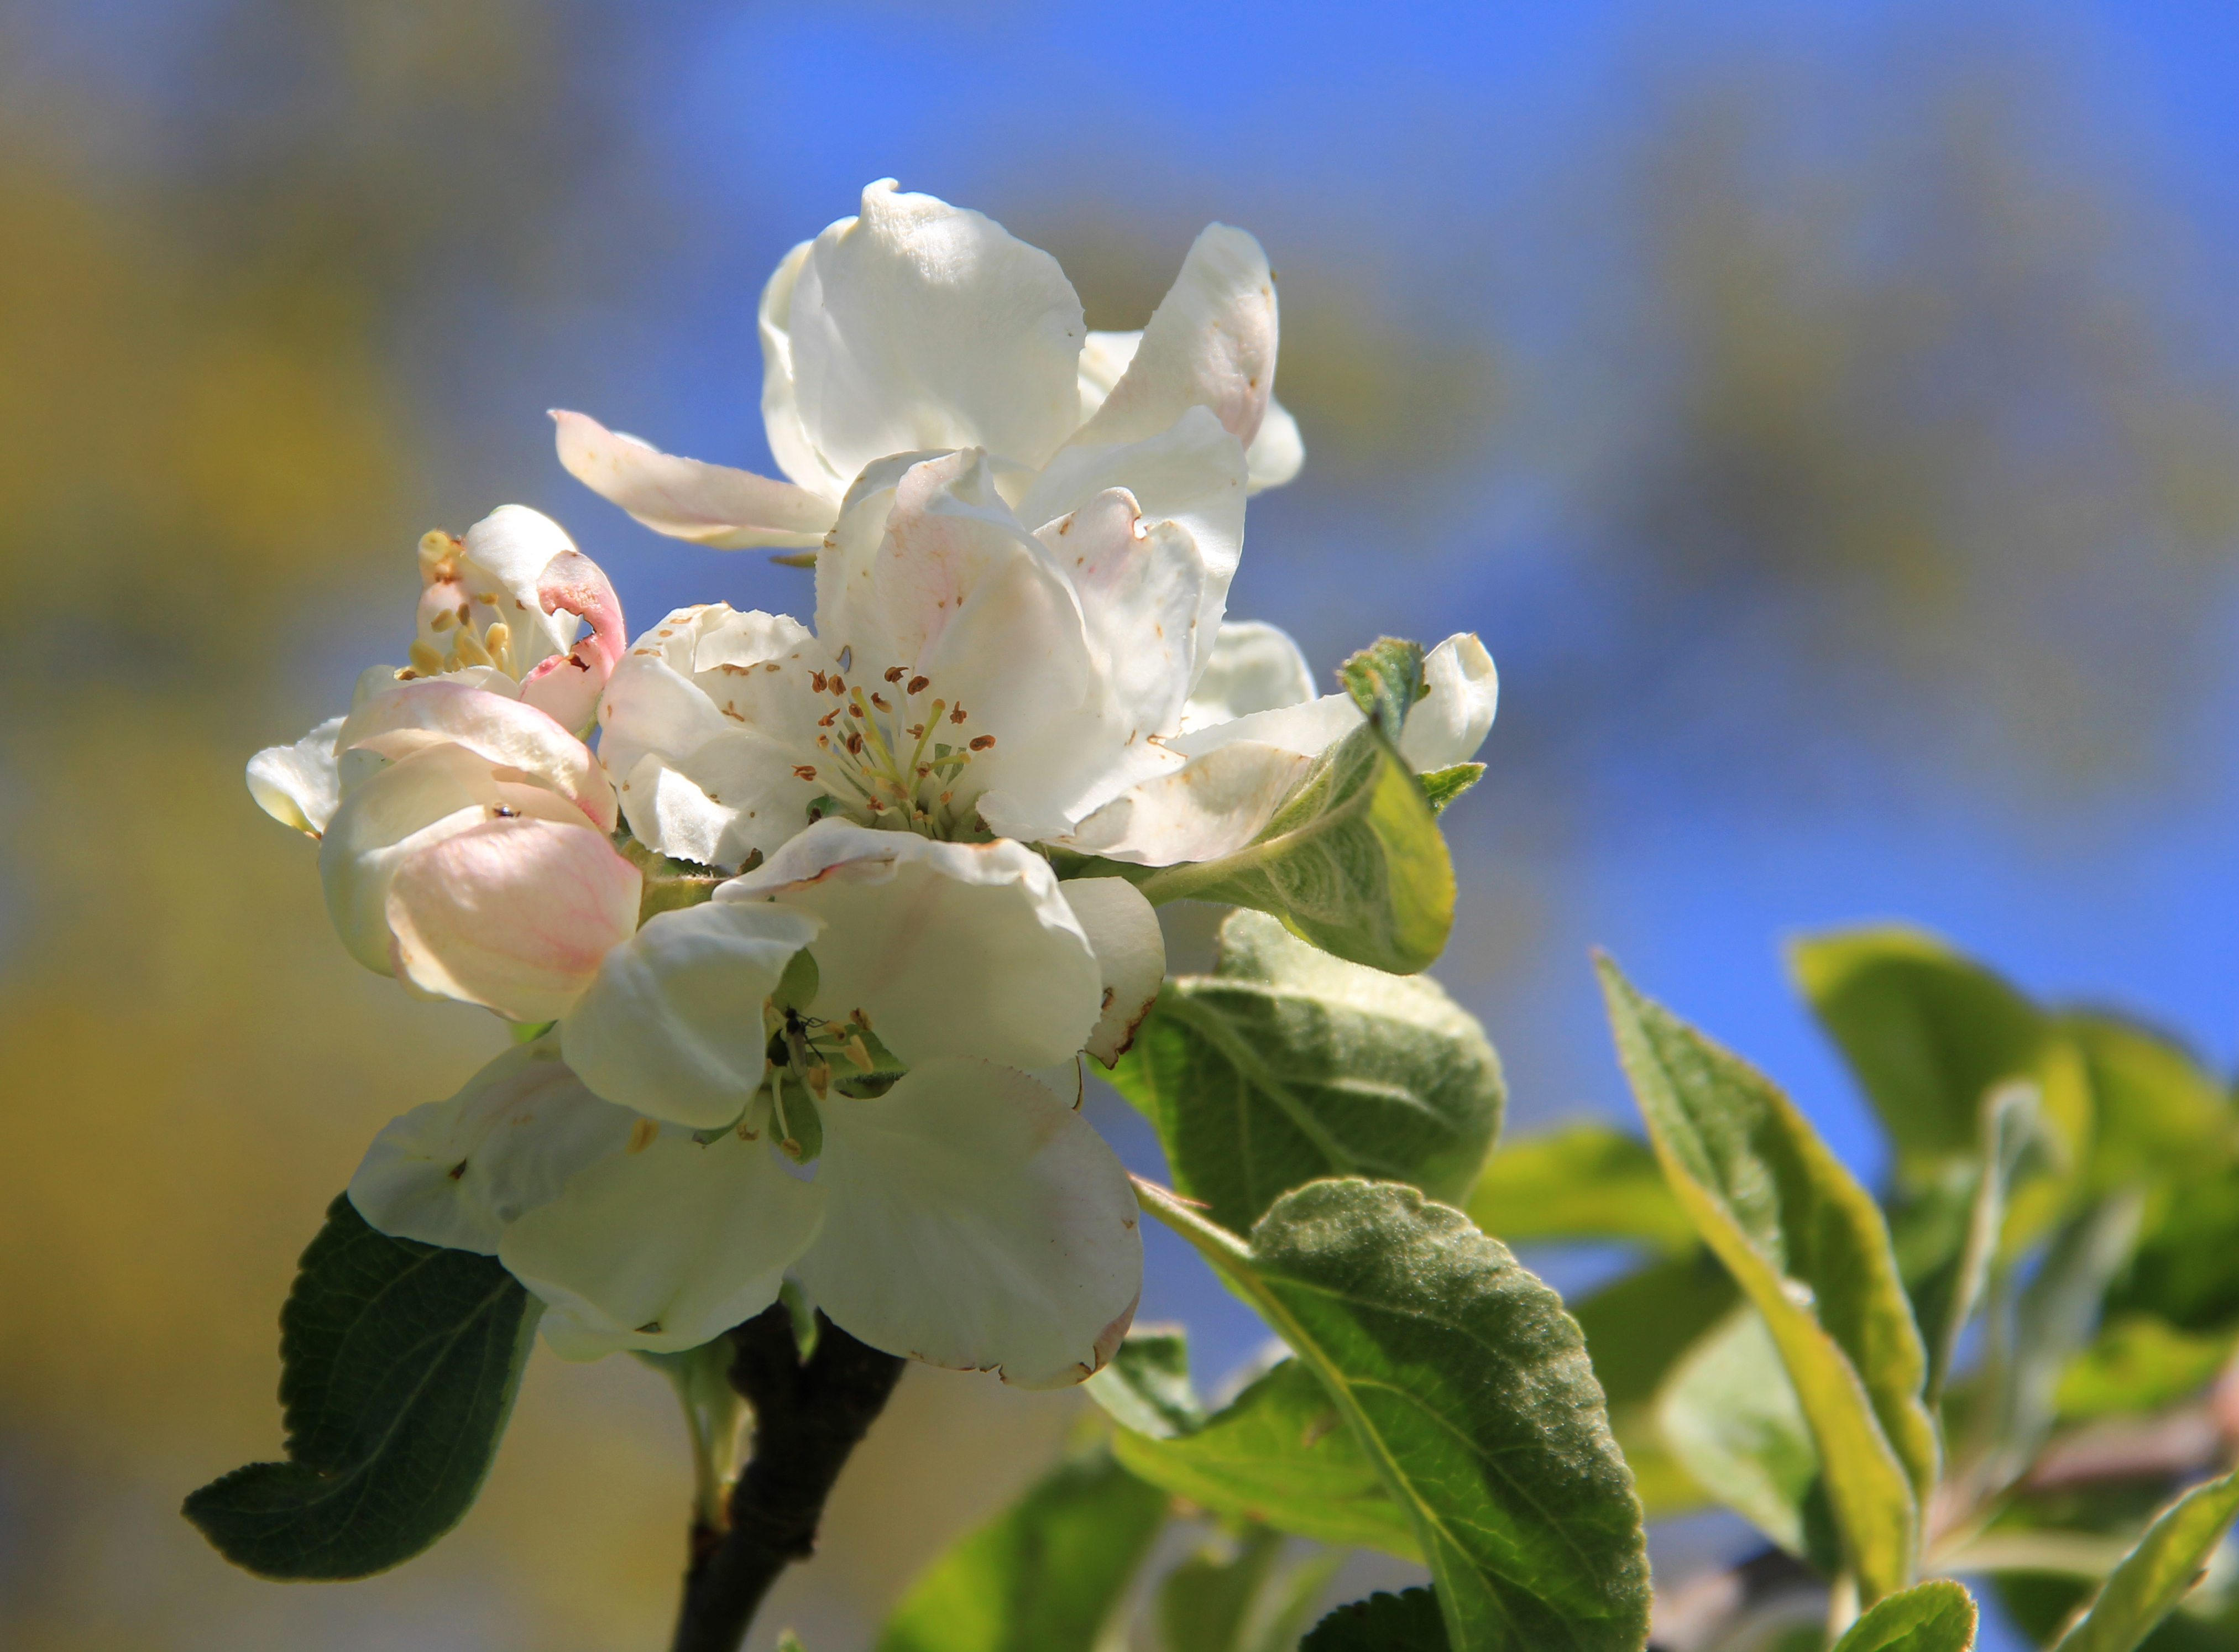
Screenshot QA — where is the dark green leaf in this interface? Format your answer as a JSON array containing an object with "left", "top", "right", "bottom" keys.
[
  {"left": 2111, "top": 1169, "right": 2239, "bottom": 1334},
  {"left": 1111, "top": 909, "right": 1502, "bottom": 1235},
  {"left": 1788, "top": 926, "right": 2048, "bottom": 1179},
  {"left": 1136, "top": 647, "right": 1455, "bottom": 975},
  {"left": 1139, "top": 1178, "right": 1650, "bottom": 1652},
  {"left": 181, "top": 1193, "right": 540, "bottom": 1580},
  {"left": 1420, "top": 763, "right": 1484, "bottom": 815},
  {"left": 1598, "top": 955, "right": 1933, "bottom": 1603},
  {"left": 1104, "top": 1355, "right": 1419, "bottom": 1558},
  {"left": 2054, "top": 1472, "right": 2239, "bottom": 1652},
  {"left": 1833, "top": 1578, "right": 1980, "bottom": 1651},
  {"left": 1302, "top": 1587, "right": 1448, "bottom": 1651},
  {"left": 1656, "top": 1306, "right": 1825, "bottom": 1562},
  {"left": 874, "top": 1447, "right": 1166, "bottom": 1652},
  {"left": 1466, "top": 1122, "right": 1695, "bottom": 1256}
]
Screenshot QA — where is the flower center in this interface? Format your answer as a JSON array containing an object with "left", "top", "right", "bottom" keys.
[
  {"left": 400, "top": 530, "right": 525, "bottom": 682},
  {"left": 798, "top": 658, "right": 998, "bottom": 840}
]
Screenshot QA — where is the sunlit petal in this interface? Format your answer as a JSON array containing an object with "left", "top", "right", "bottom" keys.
[{"left": 1060, "top": 876, "right": 1165, "bottom": 1067}]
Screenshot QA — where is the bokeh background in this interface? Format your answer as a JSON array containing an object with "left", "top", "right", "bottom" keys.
[{"left": 4, "top": 2, "right": 2237, "bottom": 1648}]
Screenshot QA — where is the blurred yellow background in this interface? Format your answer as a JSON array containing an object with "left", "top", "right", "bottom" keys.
[{"left": 4, "top": 3, "right": 2237, "bottom": 1649}]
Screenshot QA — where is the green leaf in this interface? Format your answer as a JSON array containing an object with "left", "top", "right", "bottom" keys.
[
  {"left": 1926, "top": 1083, "right": 2042, "bottom": 1400},
  {"left": 1569, "top": 1252, "right": 1739, "bottom": 1520},
  {"left": 1788, "top": 926, "right": 2049, "bottom": 1179},
  {"left": 2058, "top": 1316, "right": 2239, "bottom": 1421},
  {"left": 1656, "top": 1306, "right": 1828, "bottom": 1563},
  {"left": 2053, "top": 1472, "right": 2239, "bottom": 1652},
  {"left": 874, "top": 1447, "right": 1166, "bottom": 1652},
  {"left": 1087, "top": 1326, "right": 1207, "bottom": 1439},
  {"left": 1340, "top": 635, "right": 1426, "bottom": 735},
  {"left": 1159, "top": 1525, "right": 1283, "bottom": 1652},
  {"left": 1833, "top": 1578, "right": 1980, "bottom": 1651},
  {"left": 1111, "top": 909, "right": 1503, "bottom": 1235},
  {"left": 1135, "top": 645, "right": 1455, "bottom": 975},
  {"left": 181, "top": 1193, "right": 540, "bottom": 1580},
  {"left": 1466, "top": 1122, "right": 1696, "bottom": 1256},
  {"left": 2063, "top": 1015, "right": 2231, "bottom": 1193},
  {"left": 1089, "top": 1325, "right": 1415, "bottom": 1557},
  {"left": 1977, "top": 1194, "right": 2144, "bottom": 1492},
  {"left": 1598, "top": 955, "right": 1933, "bottom": 1603},
  {"left": 1420, "top": 763, "right": 1484, "bottom": 815},
  {"left": 1137, "top": 1177, "right": 1650, "bottom": 1652},
  {"left": 1302, "top": 1587, "right": 1449, "bottom": 1651}
]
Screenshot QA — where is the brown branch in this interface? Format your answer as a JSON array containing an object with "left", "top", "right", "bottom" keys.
[{"left": 669, "top": 1305, "right": 906, "bottom": 1652}]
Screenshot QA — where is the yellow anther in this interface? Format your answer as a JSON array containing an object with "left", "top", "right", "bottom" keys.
[
  {"left": 417, "top": 528, "right": 461, "bottom": 581},
  {"left": 626, "top": 1117, "right": 659, "bottom": 1155},
  {"left": 429, "top": 608, "right": 456, "bottom": 632},
  {"left": 843, "top": 1036, "right": 873, "bottom": 1071},
  {"left": 805, "top": 1063, "right": 830, "bottom": 1099},
  {"left": 409, "top": 639, "right": 444, "bottom": 676},
  {"left": 482, "top": 622, "right": 513, "bottom": 674},
  {"left": 453, "top": 628, "right": 494, "bottom": 668}
]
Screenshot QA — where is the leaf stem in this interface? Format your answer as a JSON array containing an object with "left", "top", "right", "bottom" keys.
[{"left": 668, "top": 1305, "right": 905, "bottom": 1652}]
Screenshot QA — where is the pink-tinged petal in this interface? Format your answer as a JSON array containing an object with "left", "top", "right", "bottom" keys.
[
  {"left": 384, "top": 815, "right": 641, "bottom": 1023},
  {"left": 551, "top": 409, "right": 833, "bottom": 549},
  {"left": 1059, "top": 876, "right": 1166, "bottom": 1067},
  {"left": 502, "top": 1122, "right": 825, "bottom": 1360},
  {"left": 720, "top": 819, "right": 1103, "bottom": 1071},
  {"left": 781, "top": 181, "right": 1085, "bottom": 485},
  {"left": 1071, "top": 224, "right": 1277, "bottom": 451},
  {"left": 319, "top": 744, "right": 595, "bottom": 974},
  {"left": 1034, "top": 485, "right": 1207, "bottom": 744},
  {"left": 520, "top": 551, "right": 626, "bottom": 736},
  {"left": 798, "top": 1058, "right": 1141, "bottom": 1388},
  {"left": 455, "top": 505, "right": 585, "bottom": 668},
  {"left": 561, "top": 901, "right": 823, "bottom": 1128},
  {"left": 1017, "top": 405, "right": 1248, "bottom": 681},
  {"left": 348, "top": 1035, "right": 636, "bottom": 1253},
  {"left": 1060, "top": 740, "right": 1316, "bottom": 866},
  {"left": 336, "top": 678, "right": 616, "bottom": 832}
]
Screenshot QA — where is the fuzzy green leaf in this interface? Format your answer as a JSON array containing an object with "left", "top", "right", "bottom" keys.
[
  {"left": 1111, "top": 909, "right": 1502, "bottom": 1234},
  {"left": 1420, "top": 763, "right": 1485, "bottom": 815},
  {"left": 181, "top": 1194, "right": 540, "bottom": 1579},
  {"left": 1833, "top": 1579, "right": 1979, "bottom": 1651},
  {"left": 1656, "top": 1306, "right": 1829, "bottom": 1564},
  {"left": 1599, "top": 955, "right": 1933, "bottom": 1603},
  {"left": 1136, "top": 642, "right": 1455, "bottom": 975},
  {"left": 875, "top": 1447, "right": 1166, "bottom": 1652},
  {"left": 1138, "top": 1177, "right": 1649, "bottom": 1652},
  {"left": 2053, "top": 1472, "right": 2239, "bottom": 1652}
]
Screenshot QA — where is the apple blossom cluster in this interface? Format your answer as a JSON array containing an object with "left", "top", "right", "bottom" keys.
[{"left": 247, "top": 181, "right": 1495, "bottom": 1391}]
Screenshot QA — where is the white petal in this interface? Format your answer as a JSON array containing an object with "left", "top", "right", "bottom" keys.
[
  {"left": 561, "top": 901, "right": 823, "bottom": 1127},
  {"left": 1017, "top": 405, "right": 1248, "bottom": 676},
  {"left": 1034, "top": 486, "right": 1207, "bottom": 745},
  {"left": 337, "top": 678, "right": 617, "bottom": 832},
  {"left": 348, "top": 1037, "right": 636, "bottom": 1253},
  {"left": 597, "top": 646, "right": 734, "bottom": 806},
  {"left": 319, "top": 744, "right": 595, "bottom": 974},
  {"left": 720, "top": 819, "right": 1102, "bottom": 1070},
  {"left": 1071, "top": 223, "right": 1277, "bottom": 451},
  {"left": 1060, "top": 739, "right": 1315, "bottom": 866},
  {"left": 757, "top": 238, "right": 835, "bottom": 497},
  {"left": 502, "top": 1124, "right": 824, "bottom": 1360},
  {"left": 552, "top": 409, "right": 832, "bottom": 549},
  {"left": 458, "top": 504, "right": 586, "bottom": 666},
  {"left": 798, "top": 1058, "right": 1140, "bottom": 1387},
  {"left": 1180, "top": 619, "right": 1315, "bottom": 731},
  {"left": 1244, "top": 397, "right": 1305, "bottom": 493},
  {"left": 247, "top": 714, "right": 344, "bottom": 835},
  {"left": 1075, "top": 329, "right": 1141, "bottom": 421},
  {"left": 783, "top": 181, "right": 1085, "bottom": 484},
  {"left": 1060, "top": 876, "right": 1165, "bottom": 1066},
  {"left": 385, "top": 815, "right": 641, "bottom": 1022},
  {"left": 1398, "top": 634, "right": 1499, "bottom": 770},
  {"left": 1168, "top": 691, "right": 1361, "bottom": 761}
]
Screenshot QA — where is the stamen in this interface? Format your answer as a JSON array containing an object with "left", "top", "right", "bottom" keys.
[
  {"left": 870, "top": 692, "right": 891, "bottom": 712},
  {"left": 409, "top": 639, "right": 444, "bottom": 675},
  {"left": 949, "top": 704, "right": 967, "bottom": 724},
  {"left": 626, "top": 1117, "right": 659, "bottom": 1155},
  {"left": 969, "top": 734, "right": 996, "bottom": 751},
  {"left": 883, "top": 665, "right": 906, "bottom": 683},
  {"left": 907, "top": 675, "right": 929, "bottom": 695},
  {"left": 792, "top": 765, "right": 817, "bottom": 781},
  {"left": 429, "top": 609, "right": 456, "bottom": 632}
]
